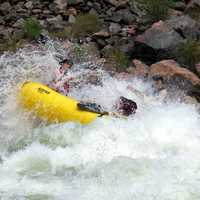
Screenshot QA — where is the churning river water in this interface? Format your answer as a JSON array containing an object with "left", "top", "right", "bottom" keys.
[{"left": 0, "top": 41, "right": 200, "bottom": 200}]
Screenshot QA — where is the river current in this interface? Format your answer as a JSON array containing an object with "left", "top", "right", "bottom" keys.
[{"left": 0, "top": 41, "right": 200, "bottom": 200}]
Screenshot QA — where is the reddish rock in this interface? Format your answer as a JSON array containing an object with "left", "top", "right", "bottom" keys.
[
  {"left": 126, "top": 59, "right": 149, "bottom": 78},
  {"left": 114, "top": 72, "right": 133, "bottom": 80},
  {"left": 149, "top": 60, "right": 200, "bottom": 86},
  {"left": 93, "top": 31, "right": 111, "bottom": 38}
]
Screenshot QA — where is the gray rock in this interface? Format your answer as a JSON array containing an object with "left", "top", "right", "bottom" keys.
[
  {"left": 67, "top": 0, "right": 84, "bottom": 5},
  {"left": 117, "top": 37, "right": 135, "bottom": 55},
  {"left": 166, "top": 15, "right": 199, "bottom": 39},
  {"left": 173, "top": 1, "right": 186, "bottom": 10},
  {"left": 3, "top": 9, "right": 17, "bottom": 23},
  {"left": 109, "top": 23, "right": 121, "bottom": 34},
  {"left": 43, "top": 10, "right": 52, "bottom": 15},
  {"left": 93, "top": 2, "right": 102, "bottom": 12},
  {"left": 95, "top": 38, "right": 107, "bottom": 48},
  {"left": 16, "top": 8, "right": 27, "bottom": 13},
  {"left": 122, "top": 11, "right": 136, "bottom": 25},
  {"left": 129, "top": 1, "right": 147, "bottom": 25},
  {"left": 110, "top": 13, "right": 123, "bottom": 23},
  {"left": 104, "top": 0, "right": 129, "bottom": 8},
  {"left": 32, "top": 0, "right": 43, "bottom": 9},
  {"left": 15, "top": 2, "right": 24, "bottom": 10},
  {"left": 108, "top": 9, "right": 136, "bottom": 24},
  {"left": 12, "top": 29, "right": 24, "bottom": 41},
  {"left": 89, "top": 8, "right": 99, "bottom": 16},
  {"left": 12, "top": 18, "right": 25, "bottom": 28},
  {"left": 46, "top": 15, "right": 66, "bottom": 31},
  {"left": 0, "top": 27, "right": 13, "bottom": 40},
  {"left": 68, "top": 15, "right": 76, "bottom": 23},
  {"left": 0, "top": 17, "right": 5, "bottom": 25},
  {"left": 38, "top": 20, "right": 46, "bottom": 28},
  {"left": 24, "top": 1, "right": 33, "bottom": 9},
  {"left": 0, "top": 2, "right": 11, "bottom": 15},
  {"left": 136, "top": 21, "right": 184, "bottom": 50},
  {"left": 185, "top": 0, "right": 200, "bottom": 20},
  {"left": 54, "top": 0, "right": 67, "bottom": 11},
  {"left": 32, "top": 9, "right": 42, "bottom": 14},
  {"left": 106, "top": 35, "right": 120, "bottom": 45},
  {"left": 87, "top": 1, "right": 93, "bottom": 7},
  {"left": 106, "top": 7, "right": 116, "bottom": 17}
]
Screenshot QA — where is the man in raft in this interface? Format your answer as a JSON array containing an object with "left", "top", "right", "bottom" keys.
[
  {"left": 49, "top": 58, "right": 73, "bottom": 95},
  {"left": 50, "top": 59, "right": 138, "bottom": 117}
]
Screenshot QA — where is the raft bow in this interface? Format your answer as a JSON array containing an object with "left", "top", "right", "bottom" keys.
[{"left": 19, "top": 82, "right": 100, "bottom": 124}]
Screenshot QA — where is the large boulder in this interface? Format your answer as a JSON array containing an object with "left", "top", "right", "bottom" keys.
[
  {"left": 149, "top": 59, "right": 200, "bottom": 86},
  {"left": 166, "top": 15, "right": 199, "bottom": 39},
  {"left": 135, "top": 20, "right": 183, "bottom": 50}
]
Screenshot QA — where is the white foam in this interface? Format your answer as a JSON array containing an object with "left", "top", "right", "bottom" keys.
[{"left": 0, "top": 41, "right": 200, "bottom": 200}]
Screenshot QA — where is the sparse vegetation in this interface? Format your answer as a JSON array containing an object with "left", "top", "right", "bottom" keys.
[
  {"left": 0, "top": 37, "right": 26, "bottom": 53},
  {"left": 176, "top": 39, "right": 200, "bottom": 69},
  {"left": 139, "top": 0, "right": 174, "bottom": 22},
  {"left": 50, "top": 26, "right": 73, "bottom": 39},
  {"left": 103, "top": 47, "right": 130, "bottom": 71},
  {"left": 71, "top": 44, "right": 88, "bottom": 62},
  {"left": 71, "top": 14, "right": 101, "bottom": 38},
  {"left": 23, "top": 17, "right": 43, "bottom": 40}
]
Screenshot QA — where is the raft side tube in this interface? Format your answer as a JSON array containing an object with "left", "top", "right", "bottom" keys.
[{"left": 19, "top": 82, "right": 100, "bottom": 124}]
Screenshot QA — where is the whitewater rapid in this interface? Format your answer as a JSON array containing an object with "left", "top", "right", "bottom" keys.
[{"left": 0, "top": 41, "right": 200, "bottom": 200}]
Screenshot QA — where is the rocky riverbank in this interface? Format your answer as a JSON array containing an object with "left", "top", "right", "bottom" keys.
[{"left": 1, "top": 0, "right": 200, "bottom": 103}]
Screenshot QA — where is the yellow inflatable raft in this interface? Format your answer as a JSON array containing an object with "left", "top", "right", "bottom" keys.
[{"left": 19, "top": 82, "right": 100, "bottom": 124}]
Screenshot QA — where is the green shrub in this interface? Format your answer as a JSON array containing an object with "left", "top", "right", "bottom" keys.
[
  {"left": 70, "top": 44, "right": 88, "bottom": 62},
  {"left": 50, "top": 26, "right": 73, "bottom": 39},
  {"left": 176, "top": 39, "right": 200, "bottom": 69},
  {"left": 0, "top": 37, "right": 26, "bottom": 53},
  {"left": 73, "top": 44, "right": 86, "bottom": 58},
  {"left": 71, "top": 14, "right": 101, "bottom": 38},
  {"left": 23, "top": 17, "right": 43, "bottom": 40},
  {"left": 103, "top": 48, "right": 130, "bottom": 71},
  {"left": 139, "top": 0, "right": 174, "bottom": 22}
]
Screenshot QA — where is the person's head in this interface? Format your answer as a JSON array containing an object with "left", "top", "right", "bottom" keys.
[{"left": 117, "top": 96, "right": 137, "bottom": 116}]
